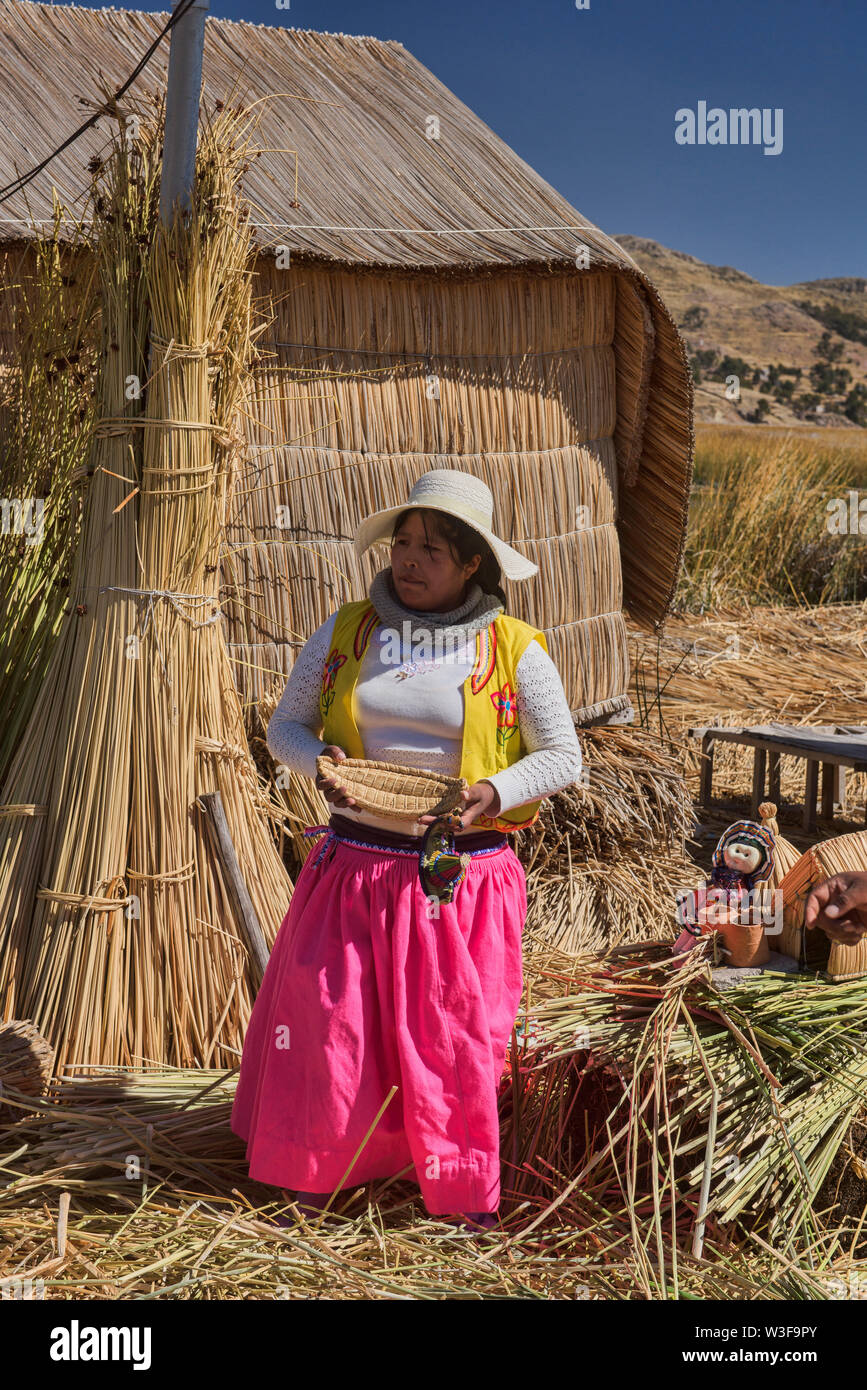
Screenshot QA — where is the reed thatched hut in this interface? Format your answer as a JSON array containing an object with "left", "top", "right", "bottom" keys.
[{"left": 0, "top": 0, "right": 693, "bottom": 725}]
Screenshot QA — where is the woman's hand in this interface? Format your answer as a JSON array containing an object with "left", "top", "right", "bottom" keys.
[
  {"left": 805, "top": 872, "right": 867, "bottom": 945},
  {"left": 314, "top": 745, "right": 357, "bottom": 809},
  {"left": 417, "top": 780, "right": 501, "bottom": 829}
]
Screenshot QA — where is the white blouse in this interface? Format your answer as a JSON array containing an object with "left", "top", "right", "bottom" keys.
[{"left": 266, "top": 609, "right": 583, "bottom": 836}]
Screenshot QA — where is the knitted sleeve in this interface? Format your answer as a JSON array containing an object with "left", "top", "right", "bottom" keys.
[
  {"left": 265, "top": 611, "right": 337, "bottom": 780},
  {"left": 482, "top": 638, "right": 583, "bottom": 814}
]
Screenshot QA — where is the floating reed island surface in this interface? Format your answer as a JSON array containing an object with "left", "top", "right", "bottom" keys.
[{"left": 2, "top": 998, "right": 866, "bottom": 1301}]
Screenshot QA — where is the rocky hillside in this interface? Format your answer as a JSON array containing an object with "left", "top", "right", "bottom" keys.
[{"left": 615, "top": 235, "right": 867, "bottom": 427}]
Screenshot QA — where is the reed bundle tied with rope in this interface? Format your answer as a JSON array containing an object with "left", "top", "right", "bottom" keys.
[{"left": 0, "top": 101, "right": 292, "bottom": 1072}]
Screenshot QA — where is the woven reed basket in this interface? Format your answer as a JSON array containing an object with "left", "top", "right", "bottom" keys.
[
  {"left": 316, "top": 756, "right": 468, "bottom": 822},
  {"left": 779, "top": 829, "right": 867, "bottom": 980}
]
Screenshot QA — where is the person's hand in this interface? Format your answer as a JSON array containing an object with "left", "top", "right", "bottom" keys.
[
  {"left": 804, "top": 871, "right": 867, "bottom": 945},
  {"left": 314, "top": 745, "right": 357, "bottom": 809},
  {"left": 417, "top": 781, "right": 501, "bottom": 829}
]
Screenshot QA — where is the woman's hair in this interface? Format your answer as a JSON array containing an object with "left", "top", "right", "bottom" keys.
[{"left": 390, "top": 507, "right": 507, "bottom": 606}]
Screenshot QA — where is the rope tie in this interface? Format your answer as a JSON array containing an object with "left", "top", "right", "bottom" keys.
[
  {"left": 96, "top": 586, "right": 222, "bottom": 722},
  {"left": 0, "top": 804, "right": 48, "bottom": 818},
  {"left": 126, "top": 860, "right": 195, "bottom": 884},
  {"left": 195, "top": 736, "right": 254, "bottom": 768},
  {"left": 97, "top": 586, "right": 221, "bottom": 631},
  {"left": 36, "top": 876, "right": 133, "bottom": 915},
  {"left": 93, "top": 417, "right": 219, "bottom": 434},
  {"left": 150, "top": 333, "right": 224, "bottom": 361},
  {"left": 85, "top": 418, "right": 241, "bottom": 466}
]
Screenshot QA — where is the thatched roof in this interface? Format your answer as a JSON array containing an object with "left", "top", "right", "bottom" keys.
[{"left": 0, "top": 0, "right": 693, "bottom": 629}]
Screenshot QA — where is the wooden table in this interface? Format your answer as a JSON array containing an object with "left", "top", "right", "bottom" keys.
[{"left": 688, "top": 723, "right": 867, "bottom": 832}]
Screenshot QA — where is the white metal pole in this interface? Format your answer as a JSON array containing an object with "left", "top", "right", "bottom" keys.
[{"left": 159, "top": 0, "right": 211, "bottom": 226}]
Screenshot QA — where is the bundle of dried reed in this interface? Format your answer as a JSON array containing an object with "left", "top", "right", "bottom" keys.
[
  {"left": 0, "top": 102, "right": 291, "bottom": 1072},
  {"left": 0, "top": 205, "right": 99, "bottom": 785},
  {"left": 125, "top": 103, "right": 291, "bottom": 1070},
  {"left": 0, "top": 117, "right": 155, "bottom": 1064}
]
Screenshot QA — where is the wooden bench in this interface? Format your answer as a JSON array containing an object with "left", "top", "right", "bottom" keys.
[{"left": 688, "top": 723, "right": 867, "bottom": 832}]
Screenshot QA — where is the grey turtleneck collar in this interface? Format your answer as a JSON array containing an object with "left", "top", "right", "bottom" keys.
[{"left": 368, "top": 566, "right": 503, "bottom": 638}]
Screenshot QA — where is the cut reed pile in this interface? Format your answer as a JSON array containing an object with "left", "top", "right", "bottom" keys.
[
  {"left": 0, "top": 102, "right": 291, "bottom": 1072},
  {"left": 0, "top": 1064, "right": 858, "bottom": 1300},
  {"left": 0, "top": 207, "right": 99, "bottom": 786},
  {"left": 510, "top": 941, "right": 867, "bottom": 1265},
  {"left": 516, "top": 725, "right": 700, "bottom": 965}
]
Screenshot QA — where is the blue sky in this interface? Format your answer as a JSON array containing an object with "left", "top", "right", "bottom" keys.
[{"left": 81, "top": 0, "right": 864, "bottom": 285}]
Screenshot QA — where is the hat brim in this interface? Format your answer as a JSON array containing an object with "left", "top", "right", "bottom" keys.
[{"left": 353, "top": 501, "right": 538, "bottom": 581}]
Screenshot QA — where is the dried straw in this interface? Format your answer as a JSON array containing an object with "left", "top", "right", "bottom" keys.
[
  {"left": 0, "top": 1061, "right": 855, "bottom": 1300},
  {"left": 0, "top": 102, "right": 292, "bottom": 1071},
  {"left": 0, "top": 205, "right": 99, "bottom": 785},
  {"left": 516, "top": 724, "right": 699, "bottom": 962},
  {"left": 515, "top": 943, "right": 867, "bottom": 1252}
]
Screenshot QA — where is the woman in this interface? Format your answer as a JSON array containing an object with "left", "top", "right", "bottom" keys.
[{"left": 230, "top": 469, "right": 583, "bottom": 1229}]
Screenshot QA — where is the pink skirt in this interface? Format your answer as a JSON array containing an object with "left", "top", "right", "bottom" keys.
[{"left": 230, "top": 827, "right": 527, "bottom": 1214}]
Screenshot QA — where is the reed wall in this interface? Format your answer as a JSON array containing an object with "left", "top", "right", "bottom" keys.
[{"left": 225, "top": 262, "right": 640, "bottom": 721}]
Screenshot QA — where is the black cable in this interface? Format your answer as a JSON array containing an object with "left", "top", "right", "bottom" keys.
[{"left": 0, "top": 0, "right": 201, "bottom": 208}]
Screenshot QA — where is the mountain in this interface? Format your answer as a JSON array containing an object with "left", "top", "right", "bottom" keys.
[{"left": 614, "top": 236, "right": 867, "bottom": 426}]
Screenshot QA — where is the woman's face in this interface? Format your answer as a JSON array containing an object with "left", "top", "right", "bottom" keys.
[{"left": 390, "top": 509, "right": 481, "bottom": 612}]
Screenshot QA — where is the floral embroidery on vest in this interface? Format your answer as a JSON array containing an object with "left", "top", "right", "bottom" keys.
[
  {"left": 320, "top": 647, "right": 347, "bottom": 718},
  {"left": 490, "top": 681, "right": 518, "bottom": 750}
]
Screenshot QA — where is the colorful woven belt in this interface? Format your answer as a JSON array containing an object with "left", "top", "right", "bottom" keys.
[{"left": 303, "top": 812, "right": 507, "bottom": 904}]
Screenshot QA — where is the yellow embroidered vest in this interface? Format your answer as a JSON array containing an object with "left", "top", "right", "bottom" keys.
[{"left": 319, "top": 599, "right": 548, "bottom": 832}]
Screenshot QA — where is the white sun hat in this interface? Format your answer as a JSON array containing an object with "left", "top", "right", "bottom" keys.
[{"left": 353, "top": 469, "right": 538, "bottom": 581}]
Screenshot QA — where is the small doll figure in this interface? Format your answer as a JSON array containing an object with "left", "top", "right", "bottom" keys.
[{"left": 674, "top": 819, "right": 776, "bottom": 956}]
